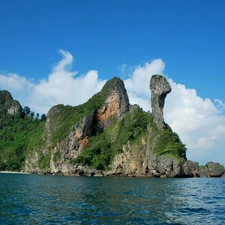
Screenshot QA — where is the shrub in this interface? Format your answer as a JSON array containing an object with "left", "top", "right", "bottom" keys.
[
  {"left": 38, "top": 154, "right": 50, "bottom": 169},
  {"left": 154, "top": 125, "right": 186, "bottom": 159},
  {"left": 53, "top": 150, "right": 61, "bottom": 162}
]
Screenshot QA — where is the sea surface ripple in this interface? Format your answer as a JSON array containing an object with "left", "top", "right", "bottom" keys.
[{"left": 0, "top": 174, "right": 225, "bottom": 224}]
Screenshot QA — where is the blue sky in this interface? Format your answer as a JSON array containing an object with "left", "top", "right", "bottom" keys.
[{"left": 1, "top": 0, "right": 225, "bottom": 166}]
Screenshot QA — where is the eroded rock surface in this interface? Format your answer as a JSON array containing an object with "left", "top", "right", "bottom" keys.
[
  {"left": 150, "top": 75, "right": 171, "bottom": 129},
  {"left": 96, "top": 77, "right": 129, "bottom": 129},
  {"left": 206, "top": 161, "right": 224, "bottom": 177},
  {"left": 65, "top": 112, "right": 95, "bottom": 160}
]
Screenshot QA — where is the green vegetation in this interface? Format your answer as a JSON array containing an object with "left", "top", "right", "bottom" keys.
[
  {"left": 0, "top": 91, "right": 46, "bottom": 171},
  {"left": 53, "top": 150, "right": 61, "bottom": 162},
  {"left": 151, "top": 74, "right": 164, "bottom": 81},
  {"left": 71, "top": 132, "right": 112, "bottom": 170},
  {"left": 153, "top": 125, "right": 186, "bottom": 159},
  {"left": 0, "top": 113, "right": 46, "bottom": 170},
  {"left": 48, "top": 77, "right": 123, "bottom": 146},
  {"left": 38, "top": 153, "right": 50, "bottom": 170}
]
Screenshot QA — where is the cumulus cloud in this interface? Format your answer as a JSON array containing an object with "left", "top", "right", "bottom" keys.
[
  {"left": 124, "top": 61, "right": 225, "bottom": 166},
  {"left": 124, "top": 59, "right": 165, "bottom": 111},
  {"left": 28, "top": 50, "right": 106, "bottom": 113},
  {"left": 214, "top": 99, "right": 225, "bottom": 111},
  {"left": 0, "top": 50, "right": 225, "bottom": 166},
  {"left": 0, "top": 73, "right": 33, "bottom": 102},
  {"left": 0, "top": 73, "right": 31, "bottom": 90},
  {"left": 0, "top": 50, "right": 106, "bottom": 114},
  {"left": 165, "top": 80, "right": 225, "bottom": 165}
]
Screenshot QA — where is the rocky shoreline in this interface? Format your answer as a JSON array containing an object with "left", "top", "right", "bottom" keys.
[
  {"left": 23, "top": 160, "right": 225, "bottom": 178},
  {"left": 2, "top": 160, "right": 225, "bottom": 178}
]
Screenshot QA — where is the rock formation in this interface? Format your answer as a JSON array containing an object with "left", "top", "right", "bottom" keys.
[
  {"left": 196, "top": 162, "right": 225, "bottom": 177},
  {"left": 96, "top": 77, "right": 129, "bottom": 129},
  {"left": 1, "top": 76, "right": 225, "bottom": 178},
  {"left": 0, "top": 90, "right": 22, "bottom": 116},
  {"left": 150, "top": 75, "right": 171, "bottom": 129}
]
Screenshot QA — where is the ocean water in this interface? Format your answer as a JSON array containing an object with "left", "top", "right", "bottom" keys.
[{"left": 0, "top": 174, "right": 225, "bottom": 225}]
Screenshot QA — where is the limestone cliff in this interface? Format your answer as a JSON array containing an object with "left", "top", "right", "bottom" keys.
[{"left": 150, "top": 75, "right": 171, "bottom": 129}]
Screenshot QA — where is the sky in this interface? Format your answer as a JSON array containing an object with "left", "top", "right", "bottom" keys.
[{"left": 0, "top": 0, "right": 225, "bottom": 166}]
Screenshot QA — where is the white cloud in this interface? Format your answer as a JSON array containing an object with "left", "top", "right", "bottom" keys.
[
  {"left": 0, "top": 73, "right": 33, "bottom": 102},
  {"left": 0, "top": 73, "right": 32, "bottom": 91},
  {"left": 0, "top": 50, "right": 225, "bottom": 166},
  {"left": 0, "top": 50, "right": 106, "bottom": 115},
  {"left": 124, "top": 61, "right": 225, "bottom": 166},
  {"left": 165, "top": 80, "right": 225, "bottom": 165},
  {"left": 124, "top": 59, "right": 165, "bottom": 111},
  {"left": 215, "top": 99, "right": 225, "bottom": 111},
  {"left": 125, "top": 59, "right": 165, "bottom": 100}
]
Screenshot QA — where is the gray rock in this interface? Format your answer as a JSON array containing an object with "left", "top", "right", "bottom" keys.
[
  {"left": 150, "top": 75, "right": 171, "bottom": 129},
  {"left": 7, "top": 101, "right": 21, "bottom": 115},
  {"left": 206, "top": 161, "right": 224, "bottom": 177},
  {"left": 197, "top": 166, "right": 209, "bottom": 177},
  {"left": 183, "top": 161, "right": 199, "bottom": 177},
  {"left": 0, "top": 90, "right": 22, "bottom": 116},
  {"left": 147, "top": 155, "right": 187, "bottom": 178}
]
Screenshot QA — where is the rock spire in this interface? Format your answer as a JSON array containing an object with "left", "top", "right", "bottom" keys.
[{"left": 150, "top": 75, "right": 171, "bottom": 129}]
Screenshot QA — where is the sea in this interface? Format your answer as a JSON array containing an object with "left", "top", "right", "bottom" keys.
[{"left": 0, "top": 173, "right": 225, "bottom": 225}]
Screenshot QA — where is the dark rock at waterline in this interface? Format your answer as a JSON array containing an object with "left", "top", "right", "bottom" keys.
[
  {"left": 206, "top": 161, "right": 224, "bottom": 177},
  {"left": 196, "top": 166, "right": 209, "bottom": 177}
]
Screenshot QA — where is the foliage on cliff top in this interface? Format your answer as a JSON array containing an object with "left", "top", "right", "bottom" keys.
[
  {"left": 151, "top": 74, "right": 164, "bottom": 80},
  {"left": 47, "top": 77, "right": 125, "bottom": 145},
  {"left": 153, "top": 125, "right": 186, "bottom": 159}
]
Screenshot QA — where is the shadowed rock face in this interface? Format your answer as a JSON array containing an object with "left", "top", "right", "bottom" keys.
[{"left": 150, "top": 75, "right": 171, "bottom": 129}]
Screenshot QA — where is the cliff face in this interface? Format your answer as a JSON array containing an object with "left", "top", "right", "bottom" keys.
[
  {"left": 96, "top": 77, "right": 129, "bottom": 129},
  {"left": 150, "top": 75, "right": 171, "bottom": 129}
]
